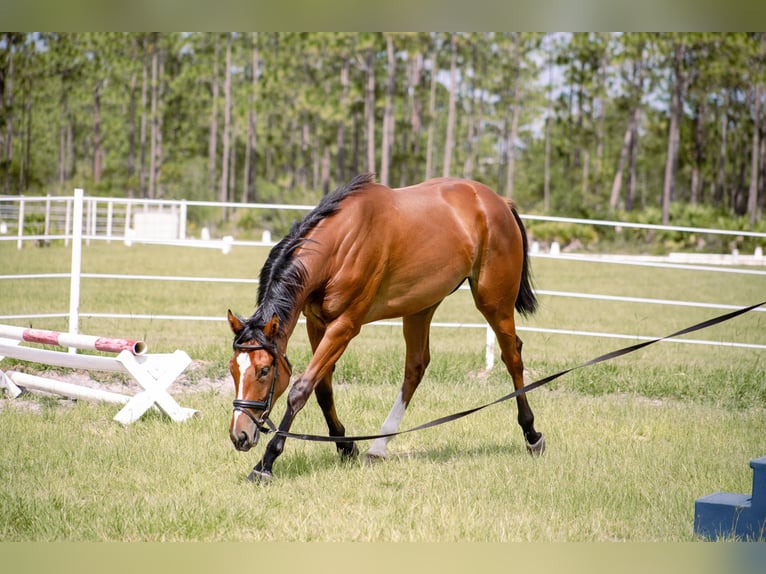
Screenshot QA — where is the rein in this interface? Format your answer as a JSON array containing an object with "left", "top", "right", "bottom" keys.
[{"left": 268, "top": 300, "right": 765, "bottom": 444}]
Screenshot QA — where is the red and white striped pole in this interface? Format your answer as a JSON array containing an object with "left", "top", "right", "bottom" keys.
[{"left": 0, "top": 324, "right": 147, "bottom": 355}]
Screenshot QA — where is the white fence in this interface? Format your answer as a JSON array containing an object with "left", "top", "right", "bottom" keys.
[{"left": 2, "top": 190, "right": 765, "bottom": 368}]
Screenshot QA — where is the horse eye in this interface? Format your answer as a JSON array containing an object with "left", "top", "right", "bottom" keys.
[{"left": 259, "top": 366, "right": 270, "bottom": 378}]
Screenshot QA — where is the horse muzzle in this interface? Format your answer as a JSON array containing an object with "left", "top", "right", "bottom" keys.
[{"left": 230, "top": 423, "right": 260, "bottom": 451}]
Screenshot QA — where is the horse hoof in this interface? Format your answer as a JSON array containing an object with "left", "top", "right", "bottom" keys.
[
  {"left": 526, "top": 434, "right": 546, "bottom": 456},
  {"left": 364, "top": 451, "right": 387, "bottom": 465},
  {"left": 339, "top": 443, "right": 360, "bottom": 459},
  {"left": 248, "top": 468, "right": 273, "bottom": 484}
]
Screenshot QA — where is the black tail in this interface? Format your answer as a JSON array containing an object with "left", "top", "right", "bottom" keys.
[{"left": 511, "top": 206, "right": 538, "bottom": 317}]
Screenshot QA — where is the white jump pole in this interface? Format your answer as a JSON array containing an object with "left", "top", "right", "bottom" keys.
[
  {"left": 0, "top": 324, "right": 147, "bottom": 356},
  {"left": 68, "top": 188, "right": 84, "bottom": 353},
  {"left": 6, "top": 371, "right": 131, "bottom": 404}
]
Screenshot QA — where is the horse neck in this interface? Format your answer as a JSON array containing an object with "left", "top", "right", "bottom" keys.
[{"left": 266, "top": 247, "right": 329, "bottom": 356}]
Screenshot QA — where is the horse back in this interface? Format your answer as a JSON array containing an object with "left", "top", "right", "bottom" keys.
[{"left": 298, "top": 178, "right": 526, "bottom": 323}]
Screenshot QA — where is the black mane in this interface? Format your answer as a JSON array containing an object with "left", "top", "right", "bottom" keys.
[{"left": 235, "top": 173, "right": 375, "bottom": 345}]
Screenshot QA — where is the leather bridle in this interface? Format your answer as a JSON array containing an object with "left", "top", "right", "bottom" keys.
[{"left": 231, "top": 342, "right": 292, "bottom": 434}]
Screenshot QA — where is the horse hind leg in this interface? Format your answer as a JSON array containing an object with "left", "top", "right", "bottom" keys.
[
  {"left": 500, "top": 325, "right": 544, "bottom": 454},
  {"left": 366, "top": 305, "right": 438, "bottom": 461},
  {"left": 472, "top": 284, "right": 544, "bottom": 455},
  {"left": 509, "top": 334, "right": 545, "bottom": 455}
]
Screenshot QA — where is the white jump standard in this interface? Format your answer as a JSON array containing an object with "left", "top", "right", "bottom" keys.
[{"left": 0, "top": 324, "right": 197, "bottom": 424}]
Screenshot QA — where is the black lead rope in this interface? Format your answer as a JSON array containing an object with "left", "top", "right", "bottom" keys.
[{"left": 273, "top": 301, "right": 766, "bottom": 444}]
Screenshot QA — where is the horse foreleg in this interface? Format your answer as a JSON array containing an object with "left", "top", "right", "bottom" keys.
[
  {"left": 250, "top": 411, "right": 292, "bottom": 483},
  {"left": 250, "top": 318, "right": 360, "bottom": 482},
  {"left": 307, "top": 320, "right": 358, "bottom": 459}
]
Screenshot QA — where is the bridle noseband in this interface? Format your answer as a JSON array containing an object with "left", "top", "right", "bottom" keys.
[{"left": 231, "top": 342, "right": 292, "bottom": 434}]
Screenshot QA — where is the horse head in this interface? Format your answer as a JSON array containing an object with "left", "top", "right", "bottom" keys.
[{"left": 227, "top": 310, "right": 292, "bottom": 451}]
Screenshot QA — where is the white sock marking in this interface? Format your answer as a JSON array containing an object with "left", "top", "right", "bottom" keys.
[{"left": 369, "top": 390, "right": 407, "bottom": 456}]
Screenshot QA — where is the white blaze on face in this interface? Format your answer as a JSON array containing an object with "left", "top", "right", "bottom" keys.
[{"left": 233, "top": 352, "right": 253, "bottom": 426}]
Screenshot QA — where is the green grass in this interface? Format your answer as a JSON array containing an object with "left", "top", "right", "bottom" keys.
[
  {"left": 0, "top": 388, "right": 762, "bottom": 541},
  {"left": 1, "top": 240, "right": 765, "bottom": 541}
]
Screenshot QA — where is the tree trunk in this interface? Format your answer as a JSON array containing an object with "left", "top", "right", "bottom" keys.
[
  {"left": 748, "top": 82, "right": 761, "bottom": 226},
  {"left": 595, "top": 51, "right": 607, "bottom": 193},
  {"left": 242, "top": 32, "right": 258, "bottom": 203},
  {"left": 3, "top": 36, "right": 14, "bottom": 194},
  {"left": 0, "top": 35, "right": 6, "bottom": 172},
  {"left": 229, "top": 117, "right": 237, "bottom": 203},
  {"left": 544, "top": 115, "right": 551, "bottom": 212},
  {"left": 93, "top": 80, "right": 102, "bottom": 184},
  {"left": 543, "top": 42, "right": 554, "bottom": 212},
  {"left": 610, "top": 110, "right": 637, "bottom": 210},
  {"left": 127, "top": 70, "right": 137, "bottom": 198},
  {"left": 365, "top": 47, "right": 376, "bottom": 175},
  {"left": 734, "top": 118, "right": 749, "bottom": 215},
  {"left": 442, "top": 33, "right": 457, "bottom": 178},
  {"left": 380, "top": 35, "right": 395, "bottom": 186},
  {"left": 425, "top": 48, "right": 437, "bottom": 180},
  {"left": 300, "top": 117, "right": 309, "bottom": 189},
  {"left": 690, "top": 98, "right": 707, "bottom": 205},
  {"left": 155, "top": 43, "right": 165, "bottom": 198},
  {"left": 506, "top": 99, "right": 520, "bottom": 199},
  {"left": 581, "top": 149, "right": 590, "bottom": 199},
  {"left": 66, "top": 111, "right": 73, "bottom": 185},
  {"left": 336, "top": 58, "right": 349, "bottom": 186},
  {"left": 714, "top": 93, "right": 728, "bottom": 208},
  {"left": 220, "top": 34, "right": 232, "bottom": 217},
  {"left": 401, "top": 51, "right": 422, "bottom": 186},
  {"left": 208, "top": 35, "right": 220, "bottom": 199},
  {"left": 17, "top": 68, "right": 30, "bottom": 192},
  {"left": 139, "top": 42, "right": 149, "bottom": 198},
  {"left": 661, "top": 41, "right": 685, "bottom": 225},
  {"left": 321, "top": 144, "right": 331, "bottom": 196},
  {"left": 463, "top": 44, "right": 479, "bottom": 180},
  {"left": 347, "top": 107, "right": 358, "bottom": 177},
  {"left": 760, "top": 119, "right": 766, "bottom": 215},
  {"left": 148, "top": 36, "right": 158, "bottom": 199},
  {"left": 748, "top": 33, "right": 765, "bottom": 225},
  {"left": 627, "top": 108, "right": 641, "bottom": 211},
  {"left": 58, "top": 86, "right": 68, "bottom": 192}
]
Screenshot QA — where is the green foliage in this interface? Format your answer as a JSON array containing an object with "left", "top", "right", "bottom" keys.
[
  {"left": 1, "top": 32, "right": 764, "bottom": 236},
  {"left": 526, "top": 220, "right": 600, "bottom": 248}
]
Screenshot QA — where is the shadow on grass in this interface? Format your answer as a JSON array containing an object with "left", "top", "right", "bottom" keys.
[{"left": 237, "top": 435, "right": 532, "bottom": 483}]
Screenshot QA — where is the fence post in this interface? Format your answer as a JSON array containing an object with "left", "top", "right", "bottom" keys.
[
  {"left": 179, "top": 200, "right": 187, "bottom": 240},
  {"left": 44, "top": 194, "right": 51, "bottom": 241},
  {"left": 68, "top": 189, "right": 84, "bottom": 353},
  {"left": 106, "top": 200, "right": 113, "bottom": 243},
  {"left": 64, "top": 197, "right": 72, "bottom": 247},
  {"left": 16, "top": 196, "right": 24, "bottom": 250},
  {"left": 124, "top": 202, "right": 132, "bottom": 240}
]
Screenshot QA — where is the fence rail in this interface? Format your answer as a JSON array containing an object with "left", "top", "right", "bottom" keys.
[{"left": 2, "top": 191, "right": 765, "bottom": 367}]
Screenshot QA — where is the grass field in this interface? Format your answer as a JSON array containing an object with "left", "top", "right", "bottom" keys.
[{"left": 1, "top": 240, "right": 765, "bottom": 541}]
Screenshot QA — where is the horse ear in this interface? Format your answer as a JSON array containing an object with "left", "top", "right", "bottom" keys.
[
  {"left": 227, "top": 309, "right": 244, "bottom": 335},
  {"left": 263, "top": 314, "right": 280, "bottom": 341}
]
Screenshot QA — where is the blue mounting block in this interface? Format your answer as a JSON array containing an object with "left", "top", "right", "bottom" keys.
[{"left": 694, "top": 455, "right": 766, "bottom": 540}]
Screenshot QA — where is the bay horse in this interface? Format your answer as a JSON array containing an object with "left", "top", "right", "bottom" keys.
[{"left": 227, "top": 173, "right": 544, "bottom": 481}]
